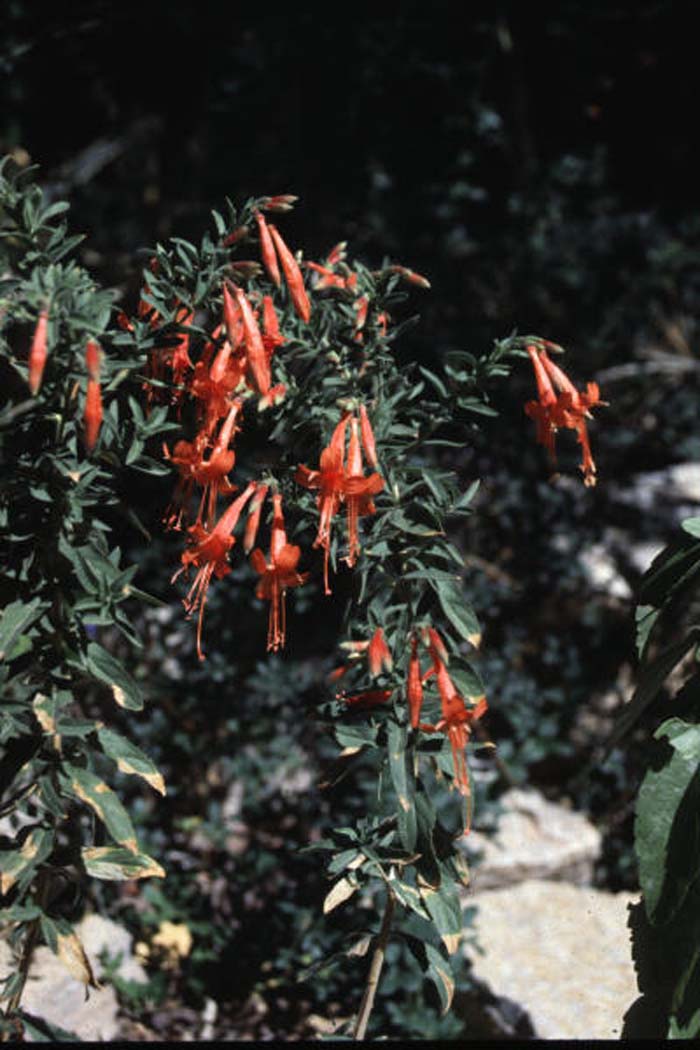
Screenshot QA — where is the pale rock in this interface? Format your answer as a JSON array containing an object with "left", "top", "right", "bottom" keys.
[
  {"left": 0, "top": 913, "right": 147, "bottom": 1041},
  {"left": 464, "top": 788, "right": 601, "bottom": 890},
  {"left": 579, "top": 542, "right": 632, "bottom": 599},
  {"left": 463, "top": 879, "right": 638, "bottom": 1039}
]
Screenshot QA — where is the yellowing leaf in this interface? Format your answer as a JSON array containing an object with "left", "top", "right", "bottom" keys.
[
  {"left": 0, "top": 828, "right": 53, "bottom": 894},
  {"left": 323, "top": 876, "right": 358, "bottom": 914},
  {"left": 81, "top": 845, "right": 165, "bottom": 881},
  {"left": 57, "top": 931, "right": 100, "bottom": 988},
  {"left": 116, "top": 759, "right": 166, "bottom": 795}
]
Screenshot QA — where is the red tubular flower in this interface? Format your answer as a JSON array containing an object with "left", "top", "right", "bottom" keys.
[
  {"left": 174, "top": 481, "right": 257, "bottom": 660},
  {"left": 305, "top": 261, "right": 347, "bottom": 290},
  {"left": 85, "top": 338, "right": 100, "bottom": 380},
  {"left": 524, "top": 345, "right": 558, "bottom": 466},
  {"left": 250, "top": 493, "right": 308, "bottom": 651},
  {"left": 267, "top": 224, "right": 311, "bottom": 323},
  {"left": 28, "top": 308, "right": 49, "bottom": 395},
  {"left": 255, "top": 211, "right": 281, "bottom": 287},
  {"left": 261, "top": 295, "right": 285, "bottom": 357},
  {"left": 388, "top": 264, "right": 431, "bottom": 289},
  {"left": 222, "top": 224, "right": 249, "bottom": 248},
  {"left": 368, "top": 627, "right": 392, "bottom": 677},
  {"left": 230, "top": 282, "right": 271, "bottom": 395},
  {"left": 419, "top": 653, "right": 487, "bottom": 834},
  {"left": 358, "top": 403, "right": 379, "bottom": 469},
  {"left": 295, "top": 413, "right": 350, "bottom": 595},
  {"left": 164, "top": 400, "right": 242, "bottom": 530},
  {"left": 406, "top": 635, "right": 424, "bottom": 729},
  {"left": 524, "top": 344, "right": 602, "bottom": 487},
  {"left": 353, "top": 295, "right": 369, "bottom": 342},
  {"left": 243, "top": 483, "right": 269, "bottom": 554},
  {"left": 193, "top": 401, "right": 242, "bottom": 527},
  {"left": 83, "top": 339, "right": 103, "bottom": 451},
  {"left": 343, "top": 416, "right": 384, "bottom": 568},
  {"left": 341, "top": 689, "right": 392, "bottom": 711}
]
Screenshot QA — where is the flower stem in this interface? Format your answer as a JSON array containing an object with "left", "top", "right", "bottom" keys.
[{"left": 352, "top": 888, "right": 395, "bottom": 1040}]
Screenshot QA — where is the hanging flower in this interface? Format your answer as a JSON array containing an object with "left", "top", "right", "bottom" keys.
[
  {"left": 267, "top": 224, "right": 311, "bottom": 323},
  {"left": 250, "top": 493, "right": 308, "bottom": 651},
  {"left": 524, "top": 343, "right": 602, "bottom": 487},
  {"left": 28, "top": 308, "right": 49, "bottom": 395},
  {"left": 343, "top": 416, "right": 384, "bottom": 568},
  {"left": 358, "top": 403, "right": 379, "bottom": 469},
  {"left": 406, "top": 635, "right": 424, "bottom": 729},
  {"left": 368, "top": 627, "right": 392, "bottom": 676},
  {"left": 418, "top": 652, "right": 487, "bottom": 834},
  {"left": 243, "top": 483, "right": 270, "bottom": 554},
  {"left": 163, "top": 401, "right": 242, "bottom": 530},
  {"left": 295, "top": 413, "right": 350, "bottom": 594},
  {"left": 83, "top": 339, "right": 103, "bottom": 452},
  {"left": 173, "top": 481, "right": 258, "bottom": 660},
  {"left": 261, "top": 295, "right": 286, "bottom": 358},
  {"left": 341, "top": 689, "right": 392, "bottom": 711},
  {"left": 254, "top": 210, "right": 281, "bottom": 287}
]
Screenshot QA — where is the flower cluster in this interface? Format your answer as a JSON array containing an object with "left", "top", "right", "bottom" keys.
[
  {"left": 335, "top": 625, "right": 488, "bottom": 835},
  {"left": 524, "top": 340, "right": 603, "bottom": 486},
  {"left": 129, "top": 199, "right": 394, "bottom": 659}
]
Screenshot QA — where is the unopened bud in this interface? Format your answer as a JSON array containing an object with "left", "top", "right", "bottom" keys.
[{"left": 260, "top": 194, "right": 299, "bottom": 213}]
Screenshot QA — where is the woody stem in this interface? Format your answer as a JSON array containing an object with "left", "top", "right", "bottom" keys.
[{"left": 352, "top": 887, "right": 395, "bottom": 1040}]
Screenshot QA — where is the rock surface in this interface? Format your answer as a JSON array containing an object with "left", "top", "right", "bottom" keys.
[
  {"left": 0, "top": 913, "right": 147, "bottom": 1041},
  {"left": 462, "top": 879, "right": 638, "bottom": 1040},
  {"left": 464, "top": 788, "right": 601, "bottom": 890}
]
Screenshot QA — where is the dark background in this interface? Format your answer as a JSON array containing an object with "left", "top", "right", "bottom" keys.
[{"left": 3, "top": 0, "right": 699, "bottom": 1039}]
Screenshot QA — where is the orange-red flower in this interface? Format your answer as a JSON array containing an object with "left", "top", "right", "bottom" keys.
[
  {"left": 524, "top": 343, "right": 602, "bottom": 487},
  {"left": 243, "top": 483, "right": 270, "bottom": 554},
  {"left": 418, "top": 633, "right": 487, "bottom": 834},
  {"left": 368, "top": 627, "right": 392, "bottom": 676},
  {"left": 28, "top": 308, "right": 49, "bottom": 395},
  {"left": 261, "top": 295, "right": 285, "bottom": 358},
  {"left": 341, "top": 689, "right": 392, "bottom": 711},
  {"left": 255, "top": 210, "right": 281, "bottom": 287},
  {"left": 229, "top": 282, "right": 271, "bottom": 396},
  {"left": 295, "top": 413, "right": 350, "bottom": 594},
  {"left": 358, "top": 403, "right": 378, "bottom": 469},
  {"left": 250, "top": 493, "right": 308, "bottom": 651},
  {"left": 163, "top": 400, "right": 242, "bottom": 530},
  {"left": 406, "top": 635, "right": 424, "bottom": 729},
  {"left": 343, "top": 416, "right": 384, "bottom": 568},
  {"left": 83, "top": 339, "right": 103, "bottom": 451},
  {"left": 267, "top": 224, "right": 311, "bottom": 323},
  {"left": 173, "top": 481, "right": 258, "bottom": 660}
]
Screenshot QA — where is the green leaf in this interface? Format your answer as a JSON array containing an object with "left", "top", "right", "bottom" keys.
[
  {"left": 434, "top": 580, "right": 481, "bottom": 647},
  {"left": 635, "top": 718, "right": 700, "bottom": 925},
  {"left": 0, "top": 827, "right": 54, "bottom": 894},
  {"left": 419, "top": 877, "right": 463, "bottom": 954},
  {"left": 96, "top": 727, "right": 165, "bottom": 795},
  {"left": 639, "top": 535, "right": 700, "bottom": 609},
  {"left": 405, "top": 935, "right": 455, "bottom": 1014},
  {"left": 85, "top": 642, "right": 143, "bottom": 710},
  {"left": 635, "top": 604, "right": 661, "bottom": 660},
  {"left": 606, "top": 630, "right": 700, "bottom": 754},
  {"left": 0, "top": 598, "right": 44, "bottom": 662},
  {"left": 452, "top": 479, "right": 480, "bottom": 513},
  {"left": 387, "top": 723, "right": 417, "bottom": 852},
  {"left": 59, "top": 765, "right": 138, "bottom": 851},
  {"left": 81, "top": 845, "right": 165, "bottom": 881},
  {"left": 681, "top": 517, "right": 700, "bottom": 539}
]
